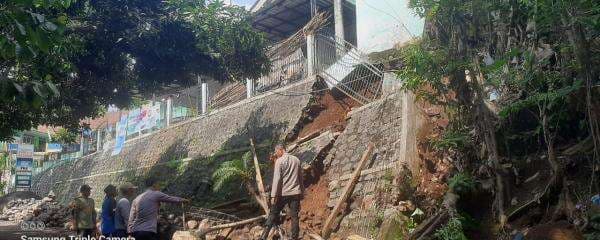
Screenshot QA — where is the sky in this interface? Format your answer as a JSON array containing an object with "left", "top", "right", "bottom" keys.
[{"left": 232, "top": 0, "right": 256, "bottom": 9}]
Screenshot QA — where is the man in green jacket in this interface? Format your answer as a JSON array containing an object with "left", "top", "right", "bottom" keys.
[{"left": 69, "top": 184, "right": 97, "bottom": 237}]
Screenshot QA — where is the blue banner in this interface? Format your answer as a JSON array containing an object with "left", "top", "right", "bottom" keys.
[
  {"left": 15, "top": 157, "right": 33, "bottom": 188},
  {"left": 46, "top": 143, "right": 62, "bottom": 153},
  {"left": 112, "top": 115, "right": 128, "bottom": 156},
  {"left": 8, "top": 143, "right": 18, "bottom": 152}
]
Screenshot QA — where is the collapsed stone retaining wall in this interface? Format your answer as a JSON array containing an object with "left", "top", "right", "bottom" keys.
[
  {"left": 32, "top": 79, "right": 315, "bottom": 205},
  {"left": 324, "top": 90, "right": 422, "bottom": 237}
]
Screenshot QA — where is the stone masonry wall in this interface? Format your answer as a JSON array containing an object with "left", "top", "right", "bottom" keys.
[
  {"left": 324, "top": 90, "right": 421, "bottom": 237},
  {"left": 32, "top": 79, "right": 315, "bottom": 205}
]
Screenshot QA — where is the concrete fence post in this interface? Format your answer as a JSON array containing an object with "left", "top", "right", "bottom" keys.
[
  {"left": 166, "top": 97, "right": 172, "bottom": 126},
  {"left": 306, "top": 33, "right": 316, "bottom": 76},
  {"left": 96, "top": 129, "right": 101, "bottom": 151},
  {"left": 334, "top": 0, "right": 345, "bottom": 56},
  {"left": 79, "top": 132, "right": 84, "bottom": 157},
  {"left": 201, "top": 82, "right": 208, "bottom": 115},
  {"left": 246, "top": 79, "right": 254, "bottom": 99}
]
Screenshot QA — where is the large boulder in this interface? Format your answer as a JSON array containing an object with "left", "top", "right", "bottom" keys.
[{"left": 377, "top": 209, "right": 410, "bottom": 240}]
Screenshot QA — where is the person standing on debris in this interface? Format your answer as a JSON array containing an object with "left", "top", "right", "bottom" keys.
[
  {"left": 100, "top": 185, "right": 117, "bottom": 236},
  {"left": 69, "top": 184, "right": 97, "bottom": 238},
  {"left": 113, "top": 182, "right": 137, "bottom": 237},
  {"left": 128, "top": 177, "right": 190, "bottom": 240},
  {"left": 261, "top": 144, "right": 304, "bottom": 240}
]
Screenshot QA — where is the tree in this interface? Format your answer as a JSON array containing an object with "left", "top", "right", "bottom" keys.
[
  {"left": 400, "top": 0, "right": 599, "bottom": 228},
  {"left": 0, "top": 0, "right": 271, "bottom": 141},
  {"left": 1, "top": 0, "right": 74, "bottom": 141}
]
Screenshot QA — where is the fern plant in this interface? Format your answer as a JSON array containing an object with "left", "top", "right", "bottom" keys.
[
  {"left": 212, "top": 151, "right": 254, "bottom": 191},
  {"left": 212, "top": 151, "right": 269, "bottom": 211},
  {"left": 448, "top": 173, "right": 476, "bottom": 195},
  {"left": 434, "top": 217, "right": 469, "bottom": 240}
]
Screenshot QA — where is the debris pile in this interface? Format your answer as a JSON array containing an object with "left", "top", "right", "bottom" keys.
[{"left": 0, "top": 193, "right": 69, "bottom": 227}]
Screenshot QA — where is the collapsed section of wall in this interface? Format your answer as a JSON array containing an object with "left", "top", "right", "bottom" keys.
[
  {"left": 32, "top": 79, "right": 316, "bottom": 204},
  {"left": 323, "top": 90, "right": 422, "bottom": 237}
]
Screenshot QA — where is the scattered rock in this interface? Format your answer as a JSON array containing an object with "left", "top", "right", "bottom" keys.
[
  {"left": 0, "top": 193, "right": 69, "bottom": 227},
  {"left": 187, "top": 220, "right": 199, "bottom": 229}
]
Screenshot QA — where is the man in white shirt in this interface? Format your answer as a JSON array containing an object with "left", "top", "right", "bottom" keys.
[{"left": 260, "top": 144, "right": 304, "bottom": 240}]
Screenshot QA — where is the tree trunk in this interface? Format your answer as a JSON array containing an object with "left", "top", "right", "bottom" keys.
[
  {"left": 562, "top": 9, "right": 600, "bottom": 170},
  {"left": 540, "top": 103, "right": 561, "bottom": 182},
  {"left": 473, "top": 57, "right": 507, "bottom": 227}
]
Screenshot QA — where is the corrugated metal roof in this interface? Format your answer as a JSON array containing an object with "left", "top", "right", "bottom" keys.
[{"left": 251, "top": 0, "right": 339, "bottom": 42}]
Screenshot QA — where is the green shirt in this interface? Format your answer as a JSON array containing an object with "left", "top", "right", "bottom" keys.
[{"left": 71, "top": 197, "right": 96, "bottom": 229}]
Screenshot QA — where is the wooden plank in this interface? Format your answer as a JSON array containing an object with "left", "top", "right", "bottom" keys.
[
  {"left": 209, "top": 215, "right": 266, "bottom": 231},
  {"left": 321, "top": 143, "right": 374, "bottom": 238},
  {"left": 250, "top": 138, "right": 269, "bottom": 213}
]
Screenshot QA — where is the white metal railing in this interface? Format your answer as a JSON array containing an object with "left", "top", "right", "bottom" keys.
[{"left": 314, "top": 32, "right": 384, "bottom": 105}]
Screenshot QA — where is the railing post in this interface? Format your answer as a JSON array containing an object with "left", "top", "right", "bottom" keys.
[
  {"left": 246, "top": 78, "right": 254, "bottom": 98},
  {"left": 166, "top": 97, "right": 172, "bottom": 126},
  {"left": 201, "top": 82, "right": 208, "bottom": 115},
  {"left": 306, "top": 33, "right": 316, "bottom": 76},
  {"left": 334, "top": 0, "right": 345, "bottom": 56},
  {"left": 79, "top": 131, "right": 84, "bottom": 157},
  {"left": 96, "top": 129, "right": 101, "bottom": 151}
]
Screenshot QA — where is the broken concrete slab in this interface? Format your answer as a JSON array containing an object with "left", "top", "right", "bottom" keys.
[{"left": 289, "top": 130, "right": 336, "bottom": 167}]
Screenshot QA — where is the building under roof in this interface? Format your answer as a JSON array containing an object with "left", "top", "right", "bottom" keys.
[{"left": 250, "top": 0, "right": 357, "bottom": 44}]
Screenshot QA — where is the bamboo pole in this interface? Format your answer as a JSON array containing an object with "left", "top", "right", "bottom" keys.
[
  {"left": 250, "top": 138, "right": 268, "bottom": 212},
  {"left": 208, "top": 215, "right": 266, "bottom": 231},
  {"left": 321, "top": 143, "right": 374, "bottom": 238}
]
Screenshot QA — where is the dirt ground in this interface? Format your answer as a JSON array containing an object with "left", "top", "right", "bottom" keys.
[{"left": 297, "top": 90, "right": 359, "bottom": 139}]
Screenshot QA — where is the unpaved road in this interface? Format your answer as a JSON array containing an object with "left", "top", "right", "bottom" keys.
[{"left": 0, "top": 221, "right": 73, "bottom": 240}]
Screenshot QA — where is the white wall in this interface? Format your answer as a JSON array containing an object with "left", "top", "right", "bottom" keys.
[{"left": 355, "top": 0, "right": 424, "bottom": 53}]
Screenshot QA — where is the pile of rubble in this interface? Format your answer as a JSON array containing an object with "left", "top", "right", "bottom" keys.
[{"left": 0, "top": 192, "right": 69, "bottom": 227}]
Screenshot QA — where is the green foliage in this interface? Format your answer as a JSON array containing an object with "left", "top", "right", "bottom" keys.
[
  {"left": 167, "top": 0, "right": 271, "bottom": 81},
  {"left": 448, "top": 173, "right": 475, "bottom": 195},
  {"left": 1, "top": 0, "right": 76, "bottom": 140},
  {"left": 434, "top": 217, "right": 469, "bottom": 240},
  {"left": 0, "top": 0, "right": 271, "bottom": 141},
  {"left": 212, "top": 151, "right": 254, "bottom": 191},
  {"left": 52, "top": 128, "right": 78, "bottom": 144},
  {"left": 432, "top": 128, "right": 469, "bottom": 151},
  {"left": 585, "top": 213, "right": 600, "bottom": 240}
]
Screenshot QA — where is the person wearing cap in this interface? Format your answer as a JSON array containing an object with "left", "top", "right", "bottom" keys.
[
  {"left": 100, "top": 185, "right": 117, "bottom": 236},
  {"left": 69, "top": 184, "right": 97, "bottom": 238},
  {"left": 128, "top": 177, "right": 190, "bottom": 240},
  {"left": 113, "top": 182, "right": 137, "bottom": 237},
  {"left": 260, "top": 144, "right": 304, "bottom": 240}
]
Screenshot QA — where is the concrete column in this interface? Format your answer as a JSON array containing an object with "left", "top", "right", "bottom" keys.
[
  {"left": 166, "top": 97, "right": 172, "bottom": 126},
  {"left": 96, "top": 129, "right": 101, "bottom": 151},
  {"left": 246, "top": 79, "right": 254, "bottom": 98},
  {"left": 79, "top": 132, "right": 84, "bottom": 157},
  {"left": 306, "top": 33, "right": 316, "bottom": 75},
  {"left": 201, "top": 82, "right": 208, "bottom": 115},
  {"left": 334, "top": 0, "right": 345, "bottom": 41}
]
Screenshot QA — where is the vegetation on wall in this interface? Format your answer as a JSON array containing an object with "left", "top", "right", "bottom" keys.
[{"left": 395, "top": 0, "right": 599, "bottom": 237}]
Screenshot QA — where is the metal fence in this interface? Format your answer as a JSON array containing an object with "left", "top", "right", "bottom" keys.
[
  {"left": 314, "top": 32, "right": 384, "bottom": 105},
  {"left": 27, "top": 24, "right": 384, "bottom": 181},
  {"left": 208, "top": 82, "right": 247, "bottom": 111},
  {"left": 255, "top": 43, "right": 307, "bottom": 94}
]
